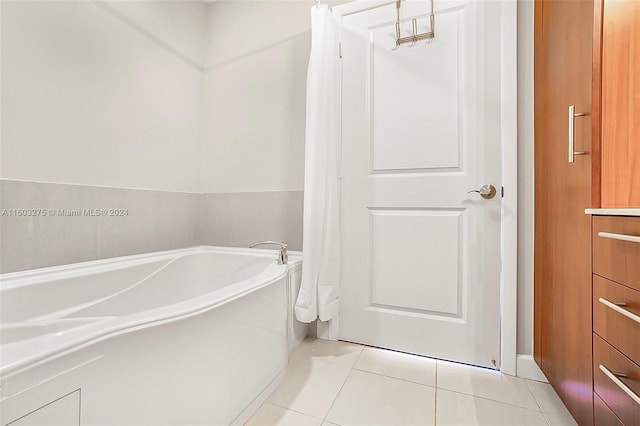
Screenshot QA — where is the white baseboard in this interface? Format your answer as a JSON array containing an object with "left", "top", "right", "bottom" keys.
[
  {"left": 316, "top": 316, "right": 339, "bottom": 341},
  {"left": 516, "top": 354, "right": 548, "bottom": 382}
]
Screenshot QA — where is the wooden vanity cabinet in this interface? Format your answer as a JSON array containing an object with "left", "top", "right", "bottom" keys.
[
  {"left": 589, "top": 2, "right": 640, "bottom": 420},
  {"left": 599, "top": 0, "right": 640, "bottom": 208},
  {"left": 535, "top": 0, "right": 640, "bottom": 424},
  {"left": 592, "top": 216, "right": 640, "bottom": 425}
]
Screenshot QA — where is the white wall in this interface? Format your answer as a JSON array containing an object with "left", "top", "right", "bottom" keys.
[
  {"left": 0, "top": 0, "right": 206, "bottom": 192},
  {"left": 104, "top": 1, "right": 206, "bottom": 68},
  {"left": 517, "top": 0, "right": 535, "bottom": 356},
  {"left": 201, "top": 1, "right": 311, "bottom": 193},
  {"left": 201, "top": 0, "right": 346, "bottom": 193}
]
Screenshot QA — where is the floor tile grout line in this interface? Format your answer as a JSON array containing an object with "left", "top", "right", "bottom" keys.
[
  {"left": 264, "top": 340, "right": 363, "bottom": 424},
  {"left": 354, "top": 344, "right": 438, "bottom": 388},
  {"left": 352, "top": 367, "right": 437, "bottom": 388},
  {"left": 271, "top": 339, "right": 571, "bottom": 425},
  {"left": 524, "top": 376, "right": 546, "bottom": 413},
  {"left": 320, "top": 349, "right": 363, "bottom": 425},
  {"left": 525, "top": 377, "right": 572, "bottom": 416},
  {"left": 263, "top": 401, "right": 325, "bottom": 423},
  {"left": 436, "top": 387, "right": 546, "bottom": 413},
  {"left": 319, "top": 371, "right": 353, "bottom": 424},
  {"left": 322, "top": 363, "right": 437, "bottom": 425},
  {"left": 437, "top": 361, "right": 549, "bottom": 413}
]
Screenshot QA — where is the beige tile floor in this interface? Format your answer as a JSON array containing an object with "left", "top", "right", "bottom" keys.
[{"left": 246, "top": 338, "right": 578, "bottom": 426}]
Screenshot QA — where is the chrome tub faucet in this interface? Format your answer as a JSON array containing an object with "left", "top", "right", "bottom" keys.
[{"left": 249, "top": 241, "right": 288, "bottom": 265}]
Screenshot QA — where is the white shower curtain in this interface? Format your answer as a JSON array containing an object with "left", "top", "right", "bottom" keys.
[{"left": 294, "top": 4, "right": 341, "bottom": 323}]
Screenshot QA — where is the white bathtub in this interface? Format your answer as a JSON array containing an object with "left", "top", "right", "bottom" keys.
[{"left": 0, "top": 246, "right": 305, "bottom": 425}]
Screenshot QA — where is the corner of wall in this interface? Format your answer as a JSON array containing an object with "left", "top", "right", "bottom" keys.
[{"left": 516, "top": 0, "right": 535, "bottom": 357}]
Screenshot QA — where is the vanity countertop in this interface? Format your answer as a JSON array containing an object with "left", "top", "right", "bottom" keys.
[{"left": 585, "top": 208, "right": 640, "bottom": 217}]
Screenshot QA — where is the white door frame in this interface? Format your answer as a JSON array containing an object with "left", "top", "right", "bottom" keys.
[{"left": 330, "top": 0, "right": 518, "bottom": 376}]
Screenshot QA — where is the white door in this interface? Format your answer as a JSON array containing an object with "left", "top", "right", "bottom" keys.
[{"left": 339, "top": 0, "right": 503, "bottom": 368}]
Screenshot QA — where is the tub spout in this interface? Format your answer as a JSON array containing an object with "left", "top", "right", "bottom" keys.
[{"left": 249, "top": 241, "right": 288, "bottom": 265}]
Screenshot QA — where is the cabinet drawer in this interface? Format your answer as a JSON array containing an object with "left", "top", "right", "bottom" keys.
[
  {"left": 594, "top": 275, "right": 640, "bottom": 365},
  {"left": 593, "top": 216, "right": 640, "bottom": 291},
  {"left": 594, "top": 335, "right": 640, "bottom": 426},
  {"left": 595, "top": 392, "right": 625, "bottom": 426}
]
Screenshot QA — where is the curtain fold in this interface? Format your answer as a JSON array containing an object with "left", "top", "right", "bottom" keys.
[{"left": 294, "top": 5, "right": 341, "bottom": 323}]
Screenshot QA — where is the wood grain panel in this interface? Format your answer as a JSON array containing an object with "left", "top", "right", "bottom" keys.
[
  {"left": 593, "top": 216, "right": 640, "bottom": 291},
  {"left": 534, "top": 1, "right": 594, "bottom": 424},
  {"left": 601, "top": 0, "right": 640, "bottom": 208},
  {"left": 592, "top": 0, "right": 603, "bottom": 207},
  {"left": 594, "top": 335, "right": 640, "bottom": 426},
  {"left": 595, "top": 392, "right": 625, "bottom": 426},
  {"left": 593, "top": 275, "right": 640, "bottom": 365}
]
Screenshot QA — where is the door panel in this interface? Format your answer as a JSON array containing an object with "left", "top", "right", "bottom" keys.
[
  {"left": 371, "top": 209, "right": 463, "bottom": 315},
  {"left": 339, "top": 0, "right": 503, "bottom": 368},
  {"left": 371, "top": 9, "right": 461, "bottom": 171}
]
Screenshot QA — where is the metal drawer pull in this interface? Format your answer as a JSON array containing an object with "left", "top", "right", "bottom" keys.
[
  {"left": 599, "top": 364, "right": 640, "bottom": 406},
  {"left": 568, "top": 105, "right": 586, "bottom": 163},
  {"left": 598, "top": 231, "right": 640, "bottom": 244},
  {"left": 599, "top": 298, "right": 640, "bottom": 325}
]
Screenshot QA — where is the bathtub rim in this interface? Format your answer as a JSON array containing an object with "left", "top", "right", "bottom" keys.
[
  {"left": 0, "top": 246, "right": 301, "bottom": 379},
  {"left": 0, "top": 245, "right": 292, "bottom": 289}
]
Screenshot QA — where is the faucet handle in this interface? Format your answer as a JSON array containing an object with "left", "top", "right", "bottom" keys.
[
  {"left": 249, "top": 241, "right": 288, "bottom": 264},
  {"left": 249, "top": 240, "right": 287, "bottom": 249}
]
